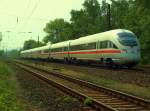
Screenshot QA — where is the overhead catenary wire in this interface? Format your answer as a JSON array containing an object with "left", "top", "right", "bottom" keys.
[
  {"left": 12, "top": 0, "right": 31, "bottom": 31},
  {"left": 0, "top": 0, "right": 48, "bottom": 33},
  {"left": 0, "top": 12, "right": 50, "bottom": 21},
  {"left": 17, "top": 0, "right": 41, "bottom": 33}
]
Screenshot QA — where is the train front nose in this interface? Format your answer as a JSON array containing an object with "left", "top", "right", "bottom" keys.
[
  {"left": 116, "top": 31, "right": 141, "bottom": 66},
  {"left": 121, "top": 47, "right": 141, "bottom": 66},
  {"left": 128, "top": 54, "right": 140, "bottom": 65}
]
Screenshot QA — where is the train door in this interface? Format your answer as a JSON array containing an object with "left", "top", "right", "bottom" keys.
[
  {"left": 67, "top": 41, "right": 71, "bottom": 60},
  {"left": 96, "top": 41, "right": 100, "bottom": 60},
  {"left": 99, "top": 41, "right": 104, "bottom": 63}
]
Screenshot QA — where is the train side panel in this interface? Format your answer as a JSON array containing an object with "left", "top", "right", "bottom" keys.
[{"left": 20, "top": 29, "right": 140, "bottom": 67}]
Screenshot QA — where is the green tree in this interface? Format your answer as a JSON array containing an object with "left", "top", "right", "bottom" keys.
[
  {"left": 135, "top": 0, "right": 150, "bottom": 8},
  {"left": 6, "top": 50, "right": 20, "bottom": 58},
  {"left": 43, "top": 19, "right": 73, "bottom": 43},
  {"left": 70, "top": 0, "right": 102, "bottom": 38},
  {"left": 100, "top": 0, "right": 110, "bottom": 31},
  {"left": 70, "top": 9, "right": 89, "bottom": 38},
  {"left": 111, "top": 0, "right": 130, "bottom": 28},
  {"left": 133, "top": 0, "right": 150, "bottom": 63},
  {"left": 23, "top": 40, "right": 43, "bottom": 50},
  {"left": 0, "top": 50, "right": 4, "bottom": 56}
]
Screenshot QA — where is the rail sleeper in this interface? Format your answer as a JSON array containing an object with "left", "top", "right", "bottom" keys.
[{"left": 14, "top": 60, "right": 150, "bottom": 111}]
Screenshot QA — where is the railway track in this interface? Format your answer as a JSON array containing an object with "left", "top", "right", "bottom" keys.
[
  {"left": 19, "top": 59, "right": 150, "bottom": 88},
  {"left": 14, "top": 60, "right": 150, "bottom": 111},
  {"left": 21, "top": 59, "right": 150, "bottom": 74}
]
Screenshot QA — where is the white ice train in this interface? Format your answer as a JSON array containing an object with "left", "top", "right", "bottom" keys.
[{"left": 21, "top": 29, "right": 141, "bottom": 68}]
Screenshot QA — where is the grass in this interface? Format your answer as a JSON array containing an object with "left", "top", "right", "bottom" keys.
[
  {"left": 0, "top": 61, "right": 24, "bottom": 111},
  {"left": 77, "top": 74, "right": 150, "bottom": 100},
  {"left": 55, "top": 96, "right": 77, "bottom": 103},
  {"left": 57, "top": 67, "right": 150, "bottom": 100},
  {"left": 84, "top": 97, "right": 93, "bottom": 105}
]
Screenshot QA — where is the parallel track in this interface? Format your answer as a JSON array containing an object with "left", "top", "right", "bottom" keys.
[
  {"left": 14, "top": 60, "right": 150, "bottom": 111},
  {"left": 21, "top": 58, "right": 150, "bottom": 74}
]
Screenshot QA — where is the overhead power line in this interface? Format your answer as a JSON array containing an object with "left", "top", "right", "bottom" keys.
[
  {"left": 27, "top": 0, "right": 41, "bottom": 19},
  {"left": 17, "top": 0, "right": 41, "bottom": 32},
  {"left": 0, "top": 12, "right": 49, "bottom": 21}
]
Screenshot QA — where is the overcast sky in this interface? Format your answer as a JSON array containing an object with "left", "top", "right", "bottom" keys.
[{"left": 0, "top": 0, "right": 110, "bottom": 50}]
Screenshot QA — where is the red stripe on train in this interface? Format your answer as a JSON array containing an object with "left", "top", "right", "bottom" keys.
[
  {"left": 50, "top": 49, "right": 121, "bottom": 55},
  {"left": 68, "top": 50, "right": 121, "bottom": 54}
]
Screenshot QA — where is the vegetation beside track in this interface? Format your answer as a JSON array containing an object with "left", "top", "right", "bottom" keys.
[
  {"left": 46, "top": 68, "right": 150, "bottom": 100},
  {"left": 78, "top": 74, "right": 150, "bottom": 99},
  {"left": 0, "top": 61, "right": 24, "bottom": 111},
  {"left": 56, "top": 67, "right": 150, "bottom": 100},
  {"left": 14, "top": 63, "right": 91, "bottom": 111}
]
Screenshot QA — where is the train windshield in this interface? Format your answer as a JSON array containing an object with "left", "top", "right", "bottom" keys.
[{"left": 117, "top": 32, "right": 138, "bottom": 46}]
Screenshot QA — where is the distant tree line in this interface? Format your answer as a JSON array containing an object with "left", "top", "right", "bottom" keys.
[
  {"left": 23, "top": 0, "right": 150, "bottom": 64},
  {"left": 0, "top": 50, "right": 4, "bottom": 57},
  {"left": 23, "top": 40, "right": 44, "bottom": 50},
  {"left": 0, "top": 49, "right": 20, "bottom": 58}
]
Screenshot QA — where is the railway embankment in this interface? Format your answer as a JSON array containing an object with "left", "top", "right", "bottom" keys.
[
  {"left": 14, "top": 60, "right": 150, "bottom": 111},
  {"left": 9, "top": 60, "right": 94, "bottom": 111},
  {"left": 0, "top": 60, "right": 24, "bottom": 111},
  {"left": 0, "top": 60, "right": 93, "bottom": 111},
  {"left": 20, "top": 60, "right": 150, "bottom": 100}
]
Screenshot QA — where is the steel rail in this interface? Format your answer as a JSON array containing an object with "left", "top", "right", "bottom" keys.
[{"left": 14, "top": 60, "right": 150, "bottom": 111}]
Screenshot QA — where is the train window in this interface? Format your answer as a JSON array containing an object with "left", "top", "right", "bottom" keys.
[
  {"left": 51, "top": 49, "right": 54, "bottom": 52},
  {"left": 51, "top": 48, "right": 62, "bottom": 52},
  {"left": 70, "top": 45, "right": 81, "bottom": 51},
  {"left": 99, "top": 41, "right": 118, "bottom": 49},
  {"left": 100, "top": 41, "right": 107, "bottom": 49},
  {"left": 84, "top": 43, "right": 94, "bottom": 50},
  {"left": 44, "top": 49, "right": 49, "bottom": 53},
  {"left": 117, "top": 32, "right": 137, "bottom": 38},
  {"left": 70, "top": 42, "right": 96, "bottom": 51},
  {"left": 37, "top": 51, "right": 41, "bottom": 53},
  {"left": 81, "top": 44, "right": 86, "bottom": 50},
  {"left": 59, "top": 48, "right": 63, "bottom": 52},
  {"left": 64, "top": 47, "right": 68, "bottom": 51},
  {"left": 70, "top": 45, "right": 74, "bottom": 51},
  {"left": 113, "top": 44, "right": 118, "bottom": 49},
  {"left": 117, "top": 32, "right": 138, "bottom": 46},
  {"left": 87, "top": 42, "right": 96, "bottom": 49},
  {"left": 78, "top": 45, "right": 82, "bottom": 50},
  {"left": 107, "top": 41, "right": 111, "bottom": 48},
  {"left": 119, "top": 39, "right": 137, "bottom": 46},
  {"left": 70, "top": 45, "right": 75, "bottom": 51},
  {"left": 108, "top": 41, "right": 118, "bottom": 49}
]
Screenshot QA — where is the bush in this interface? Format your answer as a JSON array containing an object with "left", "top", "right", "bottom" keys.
[
  {"left": 84, "top": 97, "right": 93, "bottom": 105},
  {"left": 0, "top": 61, "right": 24, "bottom": 111}
]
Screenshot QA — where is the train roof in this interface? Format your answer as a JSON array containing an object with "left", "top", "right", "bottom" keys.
[
  {"left": 51, "top": 40, "right": 71, "bottom": 49},
  {"left": 77, "top": 29, "right": 133, "bottom": 39},
  {"left": 21, "top": 29, "right": 134, "bottom": 53},
  {"left": 21, "top": 45, "right": 50, "bottom": 53},
  {"left": 70, "top": 29, "right": 133, "bottom": 45}
]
